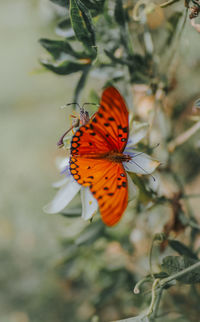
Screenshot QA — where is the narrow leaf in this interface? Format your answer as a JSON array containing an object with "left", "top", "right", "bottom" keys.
[
  {"left": 114, "top": 0, "right": 126, "bottom": 27},
  {"left": 168, "top": 240, "right": 198, "bottom": 260},
  {"left": 82, "top": 0, "right": 105, "bottom": 16},
  {"left": 70, "top": 0, "right": 96, "bottom": 54},
  {"left": 39, "top": 39, "right": 78, "bottom": 59},
  {"left": 41, "top": 60, "right": 88, "bottom": 75},
  {"left": 39, "top": 38, "right": 93, "bottom": 60},
  {"left": 50, "top": 0, "right": 68, "bottom": 7}
]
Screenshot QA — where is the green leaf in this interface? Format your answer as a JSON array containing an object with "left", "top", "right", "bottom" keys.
[
  {"left": 57, "top": 18, "right": 71, "bottom": 30},
  {"left": 39, "top": 38, "right": 93, "bottom": 60},
  {"left": 161, "top": 256, "right": 200, "bottom": 284},
  {"left": 168, "top": 240, "right": 198, "bottom": 260},
  {"left": 114, "top": 0, "right": 125, "bottom": 27},
  {"left": 39, "top": 39, "right": 78, "bottom": 59},
  {"left": 165, "top": 12, "right": 182, "bottom": 46},
  {"left": 104, "top": 49, "right": 126, "bottom": 65},
  {"left": 55, "top": 18, "right": 76, "bottom": 39},
  {"left": 50, "top": 0, "right": 68, "bottom": 7},
  {"left": 41, "top": 60, "right": 88, "bottom": 75},
  {"left": 83, "top": 0, "right": 105, "bottom": 16},
  {"left": 50, "top": 0, "right": 105, "bottom": 15},
  {"left": 70, "top": 0, "right": 96, "bottom": 54}
]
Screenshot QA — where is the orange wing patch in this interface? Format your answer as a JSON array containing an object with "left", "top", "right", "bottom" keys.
[{"left": 70, "top": 156, "right": 128, "bottom": 226}]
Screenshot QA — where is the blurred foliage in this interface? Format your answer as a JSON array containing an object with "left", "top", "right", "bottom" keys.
[{"left": 2, "top": 0, "right": 199, "bottom": 321}]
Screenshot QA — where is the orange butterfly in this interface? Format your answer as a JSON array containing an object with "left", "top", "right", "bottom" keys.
[{"left": 70, "top": 86, "right": 132, "bottom": 226}]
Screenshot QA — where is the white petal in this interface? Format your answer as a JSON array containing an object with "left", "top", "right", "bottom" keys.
[
  {"left": 81, "top": 187, "right": 98, "bottom": 220},
  {"left": 127, "top": 173, "right": 138, "bottom": 201},
  {"left": 127, "top": 121, "right": 149, "bottom": 147},
  {"left": 55, "top": 157, "right": 69, "bottom": 172},
  {"left": 52, "top": 176, "right": 69, "bottom": 188},
  {"left": 43, "top": 178, "right": 81, "bottom": 214},
  {"left": 124, "top": 151, "right": 160, "bottom": 175}
]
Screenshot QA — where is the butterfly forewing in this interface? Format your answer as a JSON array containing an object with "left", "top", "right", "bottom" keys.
[
  {"left": 71, "top": 87, "right": 129, "bottom": 156},
  {"left": 93, "top": 87, "right": 129, "bottom": 152}
]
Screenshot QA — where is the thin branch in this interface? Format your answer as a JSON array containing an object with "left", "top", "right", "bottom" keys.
[
  {"left": 168, "top": 121, "right": 200, "bottom": 152},
  {"left": 160, "top": 0, "right": 181, "bottom": 8}
]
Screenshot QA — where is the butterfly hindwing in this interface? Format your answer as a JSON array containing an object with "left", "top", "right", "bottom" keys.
[{"left": 70, "top": 156, "right": 128, "bottom": 226}]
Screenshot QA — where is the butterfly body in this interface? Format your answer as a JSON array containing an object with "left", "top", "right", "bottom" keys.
[{"left": 70, "top": 86, "right": 130, "bottom": 226}]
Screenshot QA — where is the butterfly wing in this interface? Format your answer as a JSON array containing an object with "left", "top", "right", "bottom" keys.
[
  {"left": 70, "top": 86, "right": 129, "bottom": 226},
  {"left": 70, "top": 156, "right": 128, "bottom": 226},
  {"left": 71, "top": 87, "right": 129, "bottom": 156}
]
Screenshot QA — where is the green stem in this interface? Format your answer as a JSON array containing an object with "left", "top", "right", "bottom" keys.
[
  {"left": 149, "top": 288, "right": 163, "bottom": 321},
  {"left": 149, "top": 240, "right": 154, "bottom": 279},
  {"left": 160, "top": 0, "right": 180, "bottom": 8},
  {"left": 146, "top": 279, "right": 160, "bottom": 316},
  {"left": 133, "top": 276, "right": 152, "bottom": 294},
  {"left": 181, "top": 194, "right": 200, "bottom": 199}
]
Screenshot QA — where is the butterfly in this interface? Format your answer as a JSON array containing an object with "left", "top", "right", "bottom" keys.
[{"left": 70, "top": 86, "right": 131, "bottom": 226}]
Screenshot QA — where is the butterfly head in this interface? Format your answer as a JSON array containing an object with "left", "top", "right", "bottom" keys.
[{"left": 57, "top": 101, "right": 93, "bottom": 148}]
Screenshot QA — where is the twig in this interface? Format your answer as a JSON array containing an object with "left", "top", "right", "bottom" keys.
[
  {"left": 133, "top": 276, "right": 152, "bottom": 294},
  {"left": 168, "top": 120, "right": 200, "bottom": 152},
  {"left": 146, "top": 279, "right": 161, "bottom": 316},
  {"left": 160, "top": 0, "right": 180, "bottom": 8}
]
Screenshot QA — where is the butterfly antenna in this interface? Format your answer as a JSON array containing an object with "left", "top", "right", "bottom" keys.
[
  {"left": 131, "top": 156, "right": 156, "bottom": 182},
  {"left": 61, "top": 102, "right": 81, "bottom": 110}
]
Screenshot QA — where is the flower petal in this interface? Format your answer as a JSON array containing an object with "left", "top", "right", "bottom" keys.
[
  {"left": 43, "top": 178, "right": 81, "bottom": 214},
  {"left": 56, "top": 157, "right": 69, "bottom": 172},
  {"left": 127, "top": 121, "right": 149, "bottom": 147},
  {"left": 127, "top": 173, "right": 138, "bottom": 201},
  {"left": 123, "top": 151, "right": 160, "bottom": 175},
  {"left": 81, "top": 187, "right": 98, "bottom": 220},
  {"left": 52, "top": 177, "right": 69, "bottom": 188}
]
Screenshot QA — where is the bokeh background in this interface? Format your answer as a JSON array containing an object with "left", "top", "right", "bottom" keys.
[
  {"left": 1, "top": 1, "right": 200, "bottom": 322},
  {"left": 0, "top": 1, "right": 80, "bottom": 321}
]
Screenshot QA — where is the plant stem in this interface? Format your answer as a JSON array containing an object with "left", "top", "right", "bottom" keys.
[
  {"left": 149, "top": 288, "right": 163, "bottom": 321},
  {"left": 133, "top": 276, "right": 152, "bottom": 294},
  {"left": 160, "top": 0, "right": 180, "bottom": 8},
  {"left": 168, "top": 121, "right": 200, "bottom": 152},
  {"left": 146, "top": 279, "right": 160, "bottom": 316}
]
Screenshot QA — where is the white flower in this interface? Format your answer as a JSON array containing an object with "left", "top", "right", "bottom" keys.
[
  {"left": 44, "top": 120, "right": 159, "bottom": 221},
  {"left": 44, "top": 157, "right": 98, "bottom": 220}
]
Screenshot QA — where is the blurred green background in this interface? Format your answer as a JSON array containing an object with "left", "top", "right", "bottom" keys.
[{"left": 0, "top": 1, "right": 80, "bottom": 321}]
